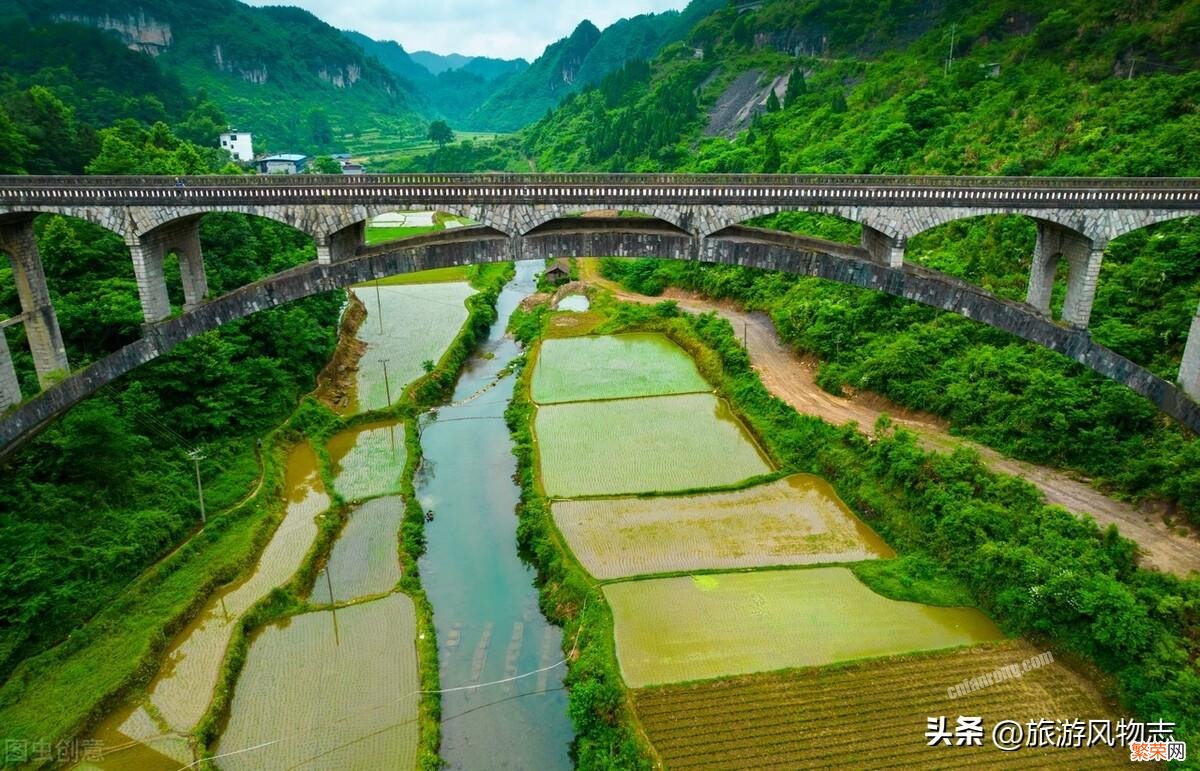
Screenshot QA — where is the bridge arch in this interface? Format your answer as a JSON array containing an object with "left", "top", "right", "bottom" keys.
[
  {"left": 2, "top": 226, "right": 1198, "bottom": 456},
  {"left": 519, "top": 203, "right": 694, "bottom": 235}
]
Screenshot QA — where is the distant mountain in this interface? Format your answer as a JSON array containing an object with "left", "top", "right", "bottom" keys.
[
  {"left": 460, "top": 56, "right": 529, "bottom": 81},
  {"left": 469, "top": 0, "right": 724, "bottom": 132},
  {"left": 342, "top": 29, "right": 431, "bottom": 86},
  {"left": 3, "top": 0, "right": 426, "bottom": 151},
  {"left": 410, "top": 50, "right": 471, "bottom": 75}
]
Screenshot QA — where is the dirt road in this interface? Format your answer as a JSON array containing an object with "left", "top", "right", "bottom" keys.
[{"left": 580, "top": 260, "right": 1200, "bottom": 576}]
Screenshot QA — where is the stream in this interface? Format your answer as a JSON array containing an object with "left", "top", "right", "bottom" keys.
[{"left": 416, "top": 260, "right": 572, "bottom": 769}]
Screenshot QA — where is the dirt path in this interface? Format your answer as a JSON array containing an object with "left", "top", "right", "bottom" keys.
[{"left": 580, "top": 260, "right": 1200, "bottom": 576}]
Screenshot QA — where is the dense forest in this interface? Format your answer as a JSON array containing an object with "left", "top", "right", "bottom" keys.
[{"left": 0, "top": 42, "right": 342, "bottom": 676}]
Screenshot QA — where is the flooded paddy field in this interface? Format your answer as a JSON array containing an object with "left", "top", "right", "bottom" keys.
[
  {"left": 531, "top": 333, "right": 708, "bottom": 403},
  {"left": 319, "top": 496, "right": 404, "bottom": 603},
  {"left": 215, "top": 593, "right": 421, "bottom": 770},
  {"left": 328, "top": 421, "right": 405, "bottom": 501},
  {"left": 535, "top": 392, "right": 773, "bottom": 497},
  {"left": 552, "top": 474, "right": 893, "bottom": 579},
  {"left": 633, "top": 640, "right": 1124, "bottom": 769},
  {"left": 347, "top": 282, "right": 475, "bottom": 413},
  {"left": 78, "top": 443, "right": 328, "bottom": 770},
  {"left": 603, "top": 567, "right": 1004, "bottom": 687}
]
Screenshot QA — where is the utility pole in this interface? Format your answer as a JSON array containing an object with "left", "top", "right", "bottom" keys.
[
  {"left": 743, "top": 320, "right": 748, "bottom": 350},
  {"left": 188, "top": 448, "right": 207, "bottom": 524},
  {"left": 945, "top": 23, "right": 956, "bottom": 75},
  {"left": 374, "top": 277, "right": 385, "bottom": 334},
  {"left": 379, "top": 358, "right": 392, "bottom": 407}
]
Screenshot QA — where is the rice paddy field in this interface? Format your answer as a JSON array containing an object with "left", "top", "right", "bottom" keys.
[
  {"left": 604, "top": 568, "right": 1005, "bottom": 687},
  {"left": 318, "top": 496, "right": 404, "bottom": 603},
  {"left": 215, "top": 593, "right": 421, "bottom": 770},
  {"left": 551, "top": 474, "right": 893, "bottom": 579},
  {"left": 348, "top": 282, "right": 475, "bottom": 413},
  {"left": 328, "top": 421, "right": 405, "bottom": 501},
  {"left": 79, "top": 443, "right": 330, "bottom": 770},
  {"left": 531, "top": 333, "right": 710, "bottom": 403},
  {"left": 633, "top": 640, "right": 1124, "bottom": 769},
  {"left": 535, "top": 392, "right": 773, "bottom": 497}
]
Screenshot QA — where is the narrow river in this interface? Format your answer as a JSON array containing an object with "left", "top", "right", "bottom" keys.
[{"left": 416, "top": 260, "right": 573, "bottom": 769}]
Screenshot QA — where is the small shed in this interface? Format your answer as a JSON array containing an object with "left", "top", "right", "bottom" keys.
[{"left": 544, "top": 258, "right": 570, "bottom": 284}]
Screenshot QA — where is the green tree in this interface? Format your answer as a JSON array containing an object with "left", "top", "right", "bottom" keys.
[
  {"left": 427, "top": 119, "right": 454, "bottom": 146},
  {"left": 305, "top": 108, "right": 333, "bottom": 147},
  {"left": 310, "top": 155, "right": 343, "bottom": 174},
  {"left": 765, "top": 90, "right": 781, "bottom": 113},
  {"left": 762, "top": 132, "right": 781, "bottom": 173},
  {"left": 784, "top": 67, "right": 806, "bottom": 107}
]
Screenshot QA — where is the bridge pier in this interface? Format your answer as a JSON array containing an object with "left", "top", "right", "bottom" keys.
[
  {"left": 860, "top": 225, "right": 906, "bottom": 267},
  {"left": 1027, "top": 221, "right": 1103, "bottom": 328},
  {"left": 319, "top": 221, "right": 365, "bottom": 265},
  {"left": 0, "top": 329, "right": 21, "bottom": 409},
  {"left": 132, "top": 217, "right": 210, "bottom": 322},
  {"left": 1180, "top": 302, "right": 1200, "bottom": 402},
  {"left": 0, "top": 220, "right": 69, "bottom": 386}
]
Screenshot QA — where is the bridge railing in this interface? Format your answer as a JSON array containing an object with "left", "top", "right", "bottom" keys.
[{"left": 1, "top": 173, "right": 1199, "bottom": 189}]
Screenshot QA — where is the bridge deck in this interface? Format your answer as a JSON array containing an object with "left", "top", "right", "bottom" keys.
[{"left": 1, "top": 174, "right": 1198, "bottom": 209}]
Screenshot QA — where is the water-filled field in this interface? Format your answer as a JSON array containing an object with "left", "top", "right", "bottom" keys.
[
  {"left": 350, "top": 282, "right": 475, "bottom": 412},
  {"left": 552, "top": 474, "right": 893, "bottom": 578},
  {"left": 328, "top": 421, "right": 405, "bottom": 501},
  {"left": 634, "top": 640, "right": 1124, "bottom": 769},
  {"left": 604, "top": 567, "right": 1005, "bottom": 687},
  {"left": 555, "top": 294, "right": 590, "bottom": 311},
  {"left": 535, "top": 392, "right": 772, "bottom": 497},
  {"left": 80, "top": 443, "right": 328, "bottom": 769},
  {"left": 531, "top": 333, "right": 709, "bottom": 403},
  {"left": 215, "top": 593, "right": 420, "bottom": 770},
  {"left": 319, "top": 496, "right": 403, "bottom": 603}
]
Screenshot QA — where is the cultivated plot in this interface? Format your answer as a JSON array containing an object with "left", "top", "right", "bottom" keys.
[
  {"left": 531, "top": 333, "right": 709, "bottom": 403},
  {"left": 552, "top": 474, "right": 893, "bottom": 579},
  {"left": 320, "top": 496, "right": 404, "bottom": 603},
  {"left": 604, "top": 567, "right": 1004, "bottom": 687},
  {"left": 535, "top": 392, "right": 772, "bottom": 497},
  {"left": 349, "top": 282, "right": 475, "bottom": 413},
  {"left": 634, "top": 640, "right": 1124, "bottom": 769},
  {"left": 216, "top": 593, "right": 420, "bottom": 770},
  {"left": 328, "top": 421, "right": 405, "bottom": 501}
]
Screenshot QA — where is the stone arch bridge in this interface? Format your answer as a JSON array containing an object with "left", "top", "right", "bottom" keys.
[{"left": 1, "top": 173, "right": 1198, "bottom": 456}]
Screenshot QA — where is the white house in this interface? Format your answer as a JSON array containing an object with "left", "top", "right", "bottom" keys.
[{"left": 218, "top": 130, "right": 254, "bottom": 162}]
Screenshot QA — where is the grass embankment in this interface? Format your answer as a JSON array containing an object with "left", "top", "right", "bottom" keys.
[{"left": 195, "top": 261, "right": 514, "bottom": 769}]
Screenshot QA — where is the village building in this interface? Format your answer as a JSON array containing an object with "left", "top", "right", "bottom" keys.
[
  {"left": 254, "top": 154, "right": 308, "bottom": 174},
  {"left": 218, "top": 130, "right": 254, "bottom": 162},
  {"left": 544, "top": 258, "right": 571, "bottom": 284}
]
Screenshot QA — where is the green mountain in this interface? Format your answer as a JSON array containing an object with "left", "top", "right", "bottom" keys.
[
  {"left": 469, "top": 0, "right": 723, "bottom": 132},
  {"left": 409, "top": 50, "right": 471, "bottom": 74},
  {"left": 341, "top": 31, "right": 528, "bottom": 129},
  {"left": 3, "top": 0, "right": 426, "bottom": 152}
]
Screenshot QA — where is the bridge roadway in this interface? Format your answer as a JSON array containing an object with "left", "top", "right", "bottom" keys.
[{"left": 0, "top": 174, "right": 1198, "bottom": 456}]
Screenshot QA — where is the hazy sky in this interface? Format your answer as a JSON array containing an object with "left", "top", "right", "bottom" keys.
[{"left": 245, "top": 0, "right": 688, "bottom": 60}]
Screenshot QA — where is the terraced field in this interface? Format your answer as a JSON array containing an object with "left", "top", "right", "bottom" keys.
[
  {"left": 321, "top": 496, "right": 404, "bottom": 602},
  {"left": 215, "top": 593, "right": 420, "bottom": 770},
  {"left": 552, "top": 474, "right": 893, "bottom": 578},
  {"left": 532, "top": 333, "right": 709, "bottom": 403},
  {"left": 328, "top": 421, "right": 405, "bottom": 501},
  {"left": 605, "top": 568, "right": 1004, "bottom": 686},
  {"left": 349, "top": 282, "right": 475, "bottom": 413},
  {"left": 535, "top": 392, "right": 773, "bottom": 497},
  {"left": 634, "top": 640, "right": 1124, "bottom": 769}
]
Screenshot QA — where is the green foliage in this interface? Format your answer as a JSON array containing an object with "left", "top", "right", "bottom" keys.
[
  {"left": 309, "top": 155, "right": 342, "bottom": 174},
  {"left": 426, "top": 119, "right": 454, "bottom": 146}
]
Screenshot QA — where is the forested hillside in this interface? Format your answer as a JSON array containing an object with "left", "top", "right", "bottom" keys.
[
  {"left": 0, "top": 24, "right": 342, "bottom": 676},
  {"left": 399, "top": 0, "right": 1200, "bottom": 523},
  {"left": 1, "top": 0, "right": 426, "bottom": 151},
  {"left": 468, "top": 0, "right": 723, "bottom": 131}
]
